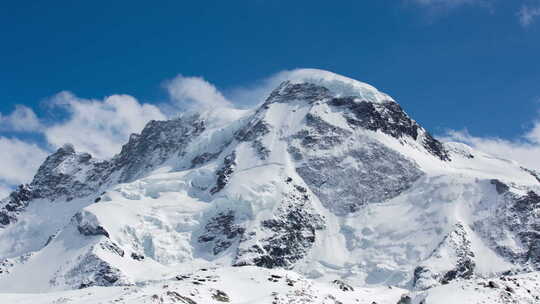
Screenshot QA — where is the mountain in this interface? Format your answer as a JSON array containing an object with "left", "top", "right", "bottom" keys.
[{"left": 0, "top": 69, "right": 539, "bottom": 303}]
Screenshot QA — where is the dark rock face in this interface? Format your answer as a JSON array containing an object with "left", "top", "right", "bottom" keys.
[
  {"left": 413, "top": 223, "right": 476, "bottom": 290},
  {"left": 198, "top": 211, "right": 245, "bottom": 255},
  {"left": 292, "top": 114, "right": 351, "bottom": 150},
  {"left": 332, "top": 280, "right": 354, "bottom": 292},
  {"left": 74, "top": 212, "right": 110, "bottom": 238},
  {"left": 31, "top": 145, "right": 108, "bottom": 200},
  {"left": 235, "top": 185, "right": 325, "bottom": 268},
  {"left": 131, "top": 252, "right": 145, "bottom": 261},
  {"left": 114, "top": 116, "right": 206, "bottom": 182},
  {"left": 0, "top": 185, "right": 34, "bottom": 226},
  {"left": 510, "top": 191, "right": 540, "bottom": 264},
  {"left": 264, "top": 81, "right": 332, "bottom": 105},
  {"left": 329, "top": 97, "right": 449, "bottom": 161},
  {"left": 191, "top": 152, "right": 220, "bottom": 168},
  {"left": 397, "top": 295, "right": 412, "bottom": 304},
  {"left": 491, "top": 179, "right": 510, "bottom": 194},
  {"left": 235, "top": 120, "right": 271, "bottom": 160},
  {"left": 100, "top": 241, "right": 125, "bottom": 257},
  {"left": 294, "top": 140, "right": 423, "bottom": 215},
  {"left": 210, "top": 152, "right": 237, "bottom": 195},
  {"left": 476, "top": 190, "right": 540, "bottom": 267},
  {"left": 70, "top": 253, "right": 124, "bottom": 289}
]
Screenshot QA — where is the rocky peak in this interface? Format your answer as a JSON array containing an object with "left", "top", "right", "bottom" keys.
[
  {"left": 264, "top": 81, "right": 333, "bottom": 105},
  {"left": 263, "top": 78, "right": 449, "bottom": 161},
  {"left": 113, "top": 114, "right": 207, "bottom": 182}
]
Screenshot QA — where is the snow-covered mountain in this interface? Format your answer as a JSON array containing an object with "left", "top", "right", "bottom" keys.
[{"left": 1, "top": 69, "right": 539, "bottom": 303}]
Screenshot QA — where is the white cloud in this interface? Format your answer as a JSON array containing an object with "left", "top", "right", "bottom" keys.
[
  {"left": 518, "top": 4, "right": 540, "bottom": 27},
  {"left": 227, "top": 68, "right": 324, "bottom": 106},
  {"left": 44, "top": 92, "right": 166, "bottom": 159},
  {"left": 0, "top": 105, "right": 41, "bottom": 132},
  {"left": 0, "top": 137, "right": 49, "bottom": 189},
  {"left": 442, "top": 118, "right": 540, "bottom": 171},
  {"left": 165, "top": 75, "right": 232, "bottom": 110}
]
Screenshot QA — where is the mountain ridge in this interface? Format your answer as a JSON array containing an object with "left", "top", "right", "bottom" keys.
[{"left": 0, "top": 69, "right": 539, "bottom": 303}]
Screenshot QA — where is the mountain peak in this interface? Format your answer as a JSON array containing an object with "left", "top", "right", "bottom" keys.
[{"left": 275, "top": 69, "right": 394, "bottom": 103}]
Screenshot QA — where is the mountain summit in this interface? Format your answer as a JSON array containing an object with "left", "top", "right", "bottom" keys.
[{"left": 1, "top": 69, "right": 539, "bottom": 303}]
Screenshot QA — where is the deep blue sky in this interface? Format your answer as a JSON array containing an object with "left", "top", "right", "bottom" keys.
[{"left": 1, "top": 0, "right": 539, "bottom": 139}]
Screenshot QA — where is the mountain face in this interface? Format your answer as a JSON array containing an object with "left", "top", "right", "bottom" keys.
[{"left": 1, "top": 69, "right": 540, "bottom": 303}]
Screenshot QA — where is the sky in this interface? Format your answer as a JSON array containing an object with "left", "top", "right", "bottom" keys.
[{"left": 1, "top": 0, "right": 540, "bottom": 196}]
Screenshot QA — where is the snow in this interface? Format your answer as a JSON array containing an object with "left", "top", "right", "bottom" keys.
[
  {"left": 283, "top": 68, "right": 395, "bottom": 103},
  {"left": 1, "top": 69, "right": 540, "bottom": 303}
]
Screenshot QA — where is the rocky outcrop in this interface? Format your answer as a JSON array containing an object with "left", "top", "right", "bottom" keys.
[
  {"left": 210, "top": 152, "right": 237, "bottom": 195},
  {"left": 235, "top": 183, "right": 325, "bottom": 268},
  {"left": 74, "top": 211, "right": 110, "bottom": 238},
  {"left": 413, "top": 223, "right": 476, "bottom": 290},
  {"left": 329, "top": 97, "right": 449, "bottom": 161},
  {"left": 198, "top": 211, "right": 245, "bottom": 255},
  {"left": 113, "top": 116, "right": 206, "bottom": 182},
  {"left": 294, "top": 139, "right": 423, "bottom": 215}
]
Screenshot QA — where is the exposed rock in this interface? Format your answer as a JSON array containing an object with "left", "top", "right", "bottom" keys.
[
  {"left": 131, "top": 252, "right": 145, "bottom": 261},
  {"left": 491, "top": 179, "right": 510, "bottom": 194},
  {"left": 413, "top": 223, "right": 476, "bottom": 290},
  {"left": 235, "top": 184, "right": 325, "bottom": 268},
  {"left": 211, "top": 289, "right": 230, "bottom": 302},
  {"left": 332, "top": 279, "right": 355, "bottom": 291},
  {"left": 329, "top": 97, "right": 449, "bottom": 161},
  {"left": 74, "top": 212, "right": 110, "bottom": 238},
  {"left": 396, "top": 295, "right": 412, "bottom": 304},
  {"left": 114, "top": 116, "right": 206, "bottom": 182},
  {"left": 210, "top": 152, "right": 237, "bottom": 195},
  {"left": 294, "top": 140, "right": 423, "bottom": 215},
  {"left": 68, "top": 253, "right": 125, "bottom": 289},
  {"left": 198, "top": 210, "right": 245, "bottom": 255}
]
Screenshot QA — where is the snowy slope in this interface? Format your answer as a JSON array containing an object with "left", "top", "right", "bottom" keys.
[{"left": 0, "top": 69, "right": 539, "bottom": 303}]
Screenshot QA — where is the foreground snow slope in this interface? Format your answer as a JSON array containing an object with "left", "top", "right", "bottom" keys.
[{"left": 1, "top": 69, "right": 539, "bottom": 302}]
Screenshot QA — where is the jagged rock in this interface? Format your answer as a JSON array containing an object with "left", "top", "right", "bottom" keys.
[
  {"left": 211, "top": 289, "right": 230, "bottom": 302},
  {"left": 491, "top": 179, "right": 510, "bottom": 194},
  {"left": 131, "top": 252, "right": 145, "bottom": 261},
  {"left": 413, "top": 223, "right": 476, "bottom": 290},
  {"left": 332, "top": 279, "right": 354, "bottom": 291},
  {"left": 396, "top": 295, "right": 412, "bottom": 304},
  {"left": 210, "top": 152, "right": 237, "bottom": 195},
  {"left": 294, "top": 140, "right": 423, "bottom": 215},
  {"left": 235, "top": 120, "right": 271, "bottom": 160},
  {"left": 198, "top": 210, "right": 245, "bottom": 255},
  {"left": 74, "top": 211, "right": 110, "bottom": 238},
  {"left": 114, "top": 116, "right": 206, "bottom": 182},
  {"left": 329, "top": 96, "right": 449, "bottom": 161},
  {"left": 68, "top": 253, "right": 125, "bottom": 289},
  {"left": 235, "top": 185, "right": 325, "bottom": 268}
]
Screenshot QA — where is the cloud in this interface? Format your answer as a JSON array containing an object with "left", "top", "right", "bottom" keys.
[
  {"left": 165, "top": 75, "right": 232, "bottom": 110},
  {"left": 44, "top": 92, "right": 166, "bottom": 159},
  {"left": 0, "top": 105, "right": 41, "bottom": 132},
  {"left": 0, "top": 137, "right": 49, "bottom": 189},
  {"left": 518, "top": 4, "right": 540, "bottom": 27},
  {"left": 441, "top": 117, "right": 540, "bottom": 171},
  {"left": 227, "top": 68, "right": 330, "bottom": 106}
]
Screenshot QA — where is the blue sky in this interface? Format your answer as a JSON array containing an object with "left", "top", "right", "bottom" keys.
[{"left": 1, "top": 0, "right": 540, "bottom": 195}]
